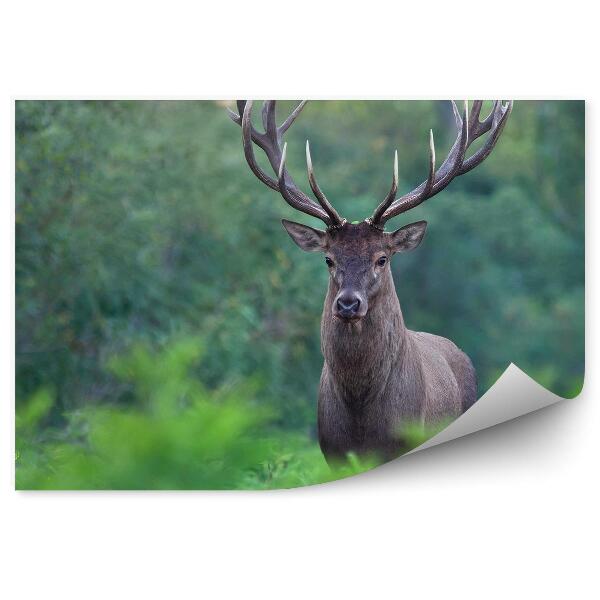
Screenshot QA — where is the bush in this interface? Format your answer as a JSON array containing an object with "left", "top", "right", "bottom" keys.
[{"left": 16, "top": 339, "right": 386, "bottom": 490}]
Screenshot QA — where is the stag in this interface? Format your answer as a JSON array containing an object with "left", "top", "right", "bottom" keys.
[{"left": 228, "top": 100, "right": 513, "bottom": 463}]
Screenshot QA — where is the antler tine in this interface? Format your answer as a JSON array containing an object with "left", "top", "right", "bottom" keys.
[
  {"left": 277, "top": 143, "right": 300, "bottom": 208},
  {"left": 431, "top": 100, "right": 469, "bottom": 192},
  {"left": 306, "top": 141, "right": 345, "bottom": 227},
  {"left": 226, "top": 100, "right": 263, "bottom": 146},
  {"left": 372, "top": 129, "right": 437, "bottom": 223},
  {"left": 369, "top": 150, "right": 399, "bottom": 226},
  {"left": 280, "top": 100, "right": 308, "bottom": 135},
  {"left": 277, "top": 143, "right": 335, "bottom": 222},
  {"left": 459, "top": 100, "right": 513, "bottom": 175},
  {"left": 372, "top": 99, "right": 512, "bottom": 226},
  {"left": 230, "top": 99, "right": 338, "bottom": 225},
  {"left": 468, "top": 100, "right": 484, "bottom": 132},
  {"left": 226, "top": 106, "right": 241, "bottom": 125},
  {"left": 225, "top": 100, "right": 249, "bottom": 125},
  {"left": 426, "top": 129, "right": 436, "bottom": 195},
  {"left": 467, "top": 100, "right": 498, "bottom": 142},
  {"left": 261, "top": 100, "right": 277, "bottom": 138},
  {"left": 451, "top": 100, "right": 463, "bottom": 129},
  {"left": 402, "top": 102, "right": 466, "bottom": 199},
  {"left": 240, "top": 100, "right": 280, "bottom": 192}
]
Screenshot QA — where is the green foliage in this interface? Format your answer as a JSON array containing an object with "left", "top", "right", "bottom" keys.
[
  {"left": 15, "top": 100, "right": 584, "bottom": 489},
  {"left": 395, "top": 420, "right": 453, "bottom": 454},
  {"left": 16, "top": 340, "right": 380, "bottom": 490}
]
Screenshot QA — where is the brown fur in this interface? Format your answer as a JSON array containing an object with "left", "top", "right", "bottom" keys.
[{"left": 283, "top": 220, "right": 477, "bottom": 463}]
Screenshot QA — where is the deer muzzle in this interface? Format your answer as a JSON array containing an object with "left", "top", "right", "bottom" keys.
[{"left": 334, "top": 291, "right": 367, "bottom": 321}]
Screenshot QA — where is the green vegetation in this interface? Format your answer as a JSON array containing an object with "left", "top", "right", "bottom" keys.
[
  {"left": 15, "top": 100, "right": 584, "bottom": 489},
  {"left": 16, "top": 339, "right": 380, "bottom": 489}
]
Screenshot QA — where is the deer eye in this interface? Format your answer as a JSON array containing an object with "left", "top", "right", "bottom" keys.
[
  {"left": 376, "top": 256, "right": 387, "bottom": 267},
  {"left": 325, "top": 257, "right": 334, "bottom": 267}
]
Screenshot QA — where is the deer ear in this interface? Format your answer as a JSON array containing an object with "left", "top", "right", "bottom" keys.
[
  {"left": 281, "top": 219, "right": 327, "bottom": 252},
  {"left": 388, "top": 220, "right": 427, "bottom": 253}
]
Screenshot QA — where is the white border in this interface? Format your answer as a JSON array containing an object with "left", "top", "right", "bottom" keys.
[{"left": 1, "top": 2, "right": 596, "bottom": 599}]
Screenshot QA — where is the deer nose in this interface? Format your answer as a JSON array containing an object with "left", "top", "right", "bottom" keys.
[{"left": 336, "top": 294, "right": 361, "bottom": 318}]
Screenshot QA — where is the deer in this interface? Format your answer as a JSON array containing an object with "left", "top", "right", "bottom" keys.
[{"left": 228, "top": 99, "right": 513, "bottom": 463}]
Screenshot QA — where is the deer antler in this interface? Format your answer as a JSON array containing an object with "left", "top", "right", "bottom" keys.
[
  {"left": 368, "top": 100, "right": 513, "bottom": 229},
  {"left": 227, "top": 100, "right": 345, "bottom": 228}
]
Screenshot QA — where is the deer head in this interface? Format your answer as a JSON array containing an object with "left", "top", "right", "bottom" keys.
[{"left": 228, "top": 100, "right": 513, "bottom": 322}]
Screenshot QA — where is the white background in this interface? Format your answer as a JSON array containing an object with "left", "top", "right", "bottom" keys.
[{"left": 1, "top": 2, "right": 597, "bottom": 598}]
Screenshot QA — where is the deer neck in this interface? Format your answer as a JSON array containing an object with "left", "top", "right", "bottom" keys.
[{"left": 321, "top": 270, "right": 407, "bottom": 400}]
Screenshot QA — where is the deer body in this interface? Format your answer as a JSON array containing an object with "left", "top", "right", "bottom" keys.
[
  {"left": 229, "top": 99, "right": 511, "bottom": 462},
  {"left": 318, "top": 247, "right": 476, "bottom": 461}
]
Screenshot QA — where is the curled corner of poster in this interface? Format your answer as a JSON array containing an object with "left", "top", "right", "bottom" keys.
[{"left": 408, "top": 363, "right": 566, "bottom": 455}]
